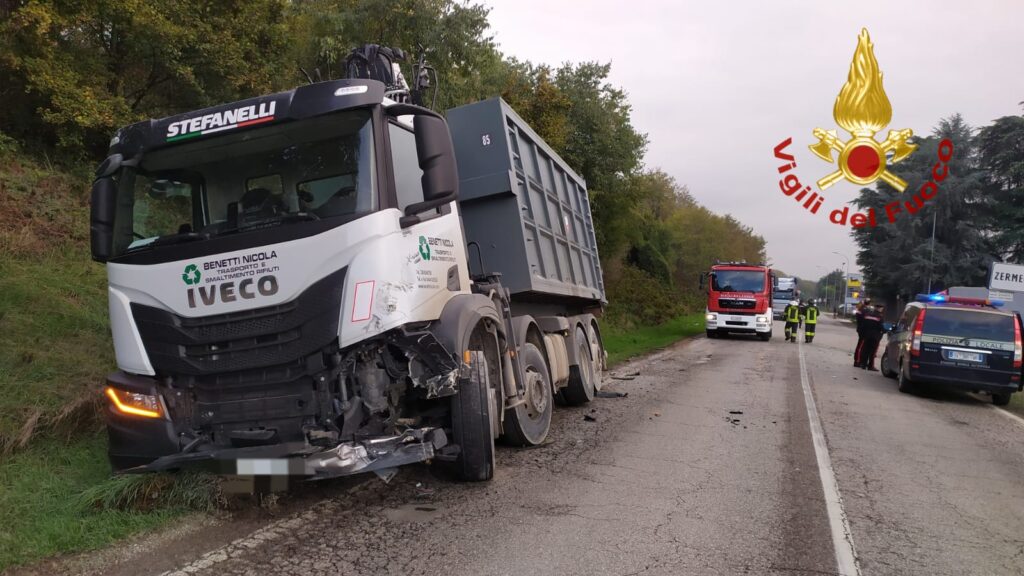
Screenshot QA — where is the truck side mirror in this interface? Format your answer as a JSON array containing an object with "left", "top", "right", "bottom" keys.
[
  {"left": 413, "top": 114, "right": 458, "bottom": 205},
  {"left": 384, "top": 103, "right": 459, "bottom": 228},
  {"left": 90, "top": 177, "right": 117, "bottom": 262}
]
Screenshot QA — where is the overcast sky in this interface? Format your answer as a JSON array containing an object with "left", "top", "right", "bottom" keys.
[{"left": 478, "top": 0, "right": 1024, "bottom": 280}]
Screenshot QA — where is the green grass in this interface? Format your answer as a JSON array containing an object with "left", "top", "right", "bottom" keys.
[
  {"left": 0, "top": 150, "right": 111, "bottom": 450},
  {"left": 602, "top": 313, "right": 705, "bottom": 366},
  {"left": 0, "top": 435, "right": 196, "bottom": 570}
]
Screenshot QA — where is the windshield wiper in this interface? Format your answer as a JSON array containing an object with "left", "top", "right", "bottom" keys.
[
  {"left": 124, "top": 232, "right": 209, "bottom": 253},
  {"left": 152, "top": 232, "right": 209, "bottom": 247}
]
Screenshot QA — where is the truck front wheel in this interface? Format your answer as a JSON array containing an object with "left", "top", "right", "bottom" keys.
[
  {"left": 502, "top": 343, "right": 553, "bottom": 446},
  {"left": 450, "top": 350, "right": 496, "bottom": 481}
]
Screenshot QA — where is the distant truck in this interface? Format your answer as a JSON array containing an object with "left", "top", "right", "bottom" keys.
[
  {"left": 772, "top": 277, "right": 799, "bottom": 319},
  {"left": 88, "top": 71, "right": 607, "bottom": 482},
  {"left": 701, "top": 263, "right": 774, "bottom": 340}
]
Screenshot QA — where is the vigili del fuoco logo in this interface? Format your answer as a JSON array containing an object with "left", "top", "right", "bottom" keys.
[{"left": 773, "top": 28, "right": 954, "bottom": 228}]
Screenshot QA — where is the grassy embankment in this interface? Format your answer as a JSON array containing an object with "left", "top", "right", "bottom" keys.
[{"left": 0, "top": 147, "right": 705, "bottom": 570}]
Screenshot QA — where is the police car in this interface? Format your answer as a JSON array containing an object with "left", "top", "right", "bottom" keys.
[{"left": 880, "top": 294, "right": 1023, "bottom": 405}]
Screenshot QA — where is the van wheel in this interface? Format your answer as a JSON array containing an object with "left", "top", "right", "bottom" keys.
[
  {"left": 992, "top": 392, "right": 1012, "bottom": 406},
  {"left": 502, "top": 343, "right": 553, "bottom": 446},
  {"left": 897, "top": 362, "right": 916, "bottom": 395},
  {"left": 562, "top": 327, "right": 595, "bottom": 405},
  {"left": 880, "top": 350, "right": 896, "bottom": 378},
  {"left": 450, "top": 350, "right": 495, "bottom": 481}
]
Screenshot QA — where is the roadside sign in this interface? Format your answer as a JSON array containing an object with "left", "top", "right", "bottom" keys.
[
  {"left": 989, "top": 289, "right": 1014, "bottom": 302},
  {"left": 989, "top": 262, "right": 1024, "bottom": 293}
]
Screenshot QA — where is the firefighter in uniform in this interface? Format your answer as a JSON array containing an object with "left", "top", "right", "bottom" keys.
[
  {"left": 784, "top": 300, "right": 800, "bottom": 342},
  {"left": 804, "top": 299, "right": 819, "bottom": 343}
]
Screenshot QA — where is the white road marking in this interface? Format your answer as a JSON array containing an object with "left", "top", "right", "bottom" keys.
[
  {"left": 990, "top": 404, "right": 1024, "bottom": 429},
  {"left": 798, "top": 339, "right": 861, "bottom": 576}
]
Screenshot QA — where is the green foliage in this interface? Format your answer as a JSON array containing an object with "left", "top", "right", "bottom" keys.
[
  {"left": 1, "top": 0, "right": 296, "bottom": 156},
  {"left": 852, "top": 114, "right": 996, "bottom": 303},
  {"left": 604, "top": 265, "right": 683, "bottom": 328},
  {"left": 0, "top": 435, "right": 187, "bottom": 570},
  {"left": 977, "top": 112, "right": 1024, "bottom": 263},
  {"left": 602, "top": 313, "right": 705, "bottom": 366},
  {"left": 0, "top": 150, "right": 111, "bottom": 450}
]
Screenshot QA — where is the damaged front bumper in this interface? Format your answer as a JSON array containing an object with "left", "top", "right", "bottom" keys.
[{"left": 123, "top": 427, "right": 448, "bottom": 480}]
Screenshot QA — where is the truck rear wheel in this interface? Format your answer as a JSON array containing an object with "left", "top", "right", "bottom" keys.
[
  {"left": 993, "top": 392, "right": 1012, "bottom": 406},
  {"left": 450, "top": 350, "right": 495, "bottom": 481},
  {"left": 562, "top": 327, "right": 596, "bottom": 406},
  {"left": 502, "top": 343, "right": 553, "bottom": 446}
]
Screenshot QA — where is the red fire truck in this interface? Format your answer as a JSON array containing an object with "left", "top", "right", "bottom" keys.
[{"left": 701, "top": 262, "right": 775, "bottom": 340}]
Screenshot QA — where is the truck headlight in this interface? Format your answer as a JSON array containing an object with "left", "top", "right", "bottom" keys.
[
  {"left": 756, "top": 315, "right": 768, "bottom": 323},
  {"left": 105, "top": 386, "right": 164, "bottom": 419},
  {"left": 706, "top": 313, "right": 717, "bottom": 321}
]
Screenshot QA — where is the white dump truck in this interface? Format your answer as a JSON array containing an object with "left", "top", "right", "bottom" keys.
[{"left": 89, "top": 71, "right": 606, "bottom": 482}]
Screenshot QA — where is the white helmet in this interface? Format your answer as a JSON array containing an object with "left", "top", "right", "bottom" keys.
[{"left": 790, "top": 300, "right": 798, "bottom": 306}]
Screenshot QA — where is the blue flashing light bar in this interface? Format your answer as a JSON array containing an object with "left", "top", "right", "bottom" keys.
[{"left": 915, "top": 293, "right": 1004, "bottom": 307}]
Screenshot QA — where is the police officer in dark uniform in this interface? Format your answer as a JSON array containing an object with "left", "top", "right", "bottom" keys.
[{"left": 858, "top": 305, "right": 884, "bottom": 370}]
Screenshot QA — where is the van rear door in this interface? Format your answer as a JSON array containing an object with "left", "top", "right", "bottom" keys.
[{"left": 919, "top": 308, "right": 1016, "bottom": 384}]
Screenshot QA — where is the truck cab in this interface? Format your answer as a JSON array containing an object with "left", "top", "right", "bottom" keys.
[
  {"left": 701, "top": 263, "right": 774, "bottom": 341},
  {"left": 89, "top": 79, "right": 607, "bottom": 482}
]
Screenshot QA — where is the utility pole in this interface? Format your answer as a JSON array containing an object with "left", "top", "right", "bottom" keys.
[
  {"left": 833, "top": 251, "right": 850, "bottom": 315},
  {"left": 926, "top": 210, "right": 937, "bottom": 294}
]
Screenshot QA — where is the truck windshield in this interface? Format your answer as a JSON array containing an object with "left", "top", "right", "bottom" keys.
[
  {"left": 112, "top": 111, "right": 375, "bottom": 256},
  {"left": 773, "top": 290, "right": 794, "bottom": 300},
  {"left": 712, "top": 270, "right": 765, "bottom": 292}
]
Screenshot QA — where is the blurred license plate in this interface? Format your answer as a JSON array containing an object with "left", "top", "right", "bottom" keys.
[{"left": 947, "top": 350, "right": 982, "bottom": 362}]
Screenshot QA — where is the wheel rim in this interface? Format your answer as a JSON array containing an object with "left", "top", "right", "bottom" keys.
[{"left": 524, "top": 367, "right": 549, "bottom": 419}]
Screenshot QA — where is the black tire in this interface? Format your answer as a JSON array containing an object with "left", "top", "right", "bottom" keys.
[
  {"left": 706, "top": 329, "right": 718, "bottom": 339},
  {"left": 759, "top": 331, "right": 772, "bottom": 341},
  {"left": 880, "top": 349, "right": 896, "bottom": 378},
  {"left": 993, "top": 392, "right": 1012, "bottom": 406},
  {"left": 562, "top": 327, "right": 595, "bottom": 405},
  {"left": 897, "top": 361, "right": 915, "bottom": 395},
  {"left": 502, "top": 343, "right": 553, "bottom": 446},
  {"left": 450, "top": 350, "right": 495, "bottom": 481}
]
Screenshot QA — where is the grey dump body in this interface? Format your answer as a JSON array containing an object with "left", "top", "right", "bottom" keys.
[{"left": 447, "top": 98, "right": 605, "bottom": 306}]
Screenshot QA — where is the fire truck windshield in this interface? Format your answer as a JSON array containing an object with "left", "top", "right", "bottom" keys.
[{"left": 712, "top": 270, "right": 765, "bottom": 293}]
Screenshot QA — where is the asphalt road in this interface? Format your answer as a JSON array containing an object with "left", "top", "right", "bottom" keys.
[{"left": 41, "top": 316, "right": 1024, "bottom": 576}]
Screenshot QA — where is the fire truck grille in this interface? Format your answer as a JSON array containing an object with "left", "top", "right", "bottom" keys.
[{"left": 717, "top": 298, "right": 757, "bottom": 310}]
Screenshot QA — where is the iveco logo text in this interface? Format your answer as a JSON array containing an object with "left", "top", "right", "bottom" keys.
[{"left": 187, "top": 275, "right": 279, "bottom": 308}]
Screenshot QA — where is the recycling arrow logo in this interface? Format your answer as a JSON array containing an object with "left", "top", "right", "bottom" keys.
[
  {"left": 181, "top": 263, "right": 201, "bottom": 285},
  {"left": 418, "top": 236, "right": 431, "bottom": 261}
]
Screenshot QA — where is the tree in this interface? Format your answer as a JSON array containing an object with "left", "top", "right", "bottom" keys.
[
  {"left": 977, "top": 112, "right": 1024, "bottom": 263},
  {"left": 1, "top": 0, "right": 295, "bottom": 155},
  {"left": 852, "top": 114, "right": 996, "bottom": 303}
]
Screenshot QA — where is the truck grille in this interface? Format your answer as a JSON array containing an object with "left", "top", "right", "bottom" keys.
[
  {"left": 132, "top": 268, "right": 346, "bottom": 378},
  {"left": 718, "top": 298, "right": 756, "bottom": 310}
]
